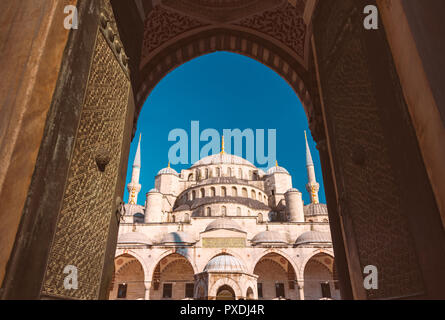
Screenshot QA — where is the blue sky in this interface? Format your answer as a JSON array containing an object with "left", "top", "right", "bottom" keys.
[{"left": 124, "top": 52, "right": 325, "bottom": 205}]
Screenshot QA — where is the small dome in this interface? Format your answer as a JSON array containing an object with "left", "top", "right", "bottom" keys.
[
  {"left": 148, "top": 188, "right": 160, "bottom": 194},
  {"left": 267, "top": 166, "right": 289, "bottom": 175},
  {"left": 157, "top": 167, "right": 179, "bottom": 176},
  {"left": 304, "top": 203, "right": 328, "bottom": 216},
  {"left": 295, "top": 231, "right": 331, "bottom": 246},
  {"left": 191, "top": 153, "right": 254, "bottom": 168},
  {"left": 252, "top": 230, "right": 288, "bottom": 244},
  {"left": 204, "top": 254, "right": 246, "bottom": 273},
  {"left": 161, "top": 231, "right": 195, "bottom": 245},
  {"left": 286, "top": 188, "right": 300, "bottom": 193},
  {"left": 118, "top": 232, "right": 152, "bottom": 245},
  {"left": 205, "top": 218, "right": 244, "bottom": 233}
]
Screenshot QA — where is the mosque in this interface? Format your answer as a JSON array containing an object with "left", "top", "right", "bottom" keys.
[{"left": 109, "top": 133, "right": 339, "bottom": 300}]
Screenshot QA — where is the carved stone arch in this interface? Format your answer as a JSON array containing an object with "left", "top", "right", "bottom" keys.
[
  {"left": 147, "top": 250, "right": 198, "bottom": 281},
  {"left": 136, "top": 27, "right": 315, "bottom": 119},
  {"left": 115, "top": 249, "right": 150, "bottom": 283},
  {"left": 208, "top": 277, "right": 243, "bottom": 299},
  {"left": 298, "top": 249, "right": 334, "bottom": 280},
  {"left": 251, "top": 249, "right": 300, "bottom": 277}
]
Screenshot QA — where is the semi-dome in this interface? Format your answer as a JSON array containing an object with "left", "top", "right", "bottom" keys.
[
  {"left": 304, "top": 203, "right": 328, "bottom": 216},
  {"left": 205, "top": 218, "right": 244, "bottom": 233},
  {"left": 267, "top": 166, "right": 289, "bottom": 175},
  {"left": 118, "top": 232, "right": 152, "bottom": 245},
  {"left": 295, "top": 231, "right": 331, "bottom": 246},
  {"left": 191, "top": 153, "right": 255, "bottom": 168},
  {"left": 161, "top": 231, "right": 195, "bottom": 245},
  {"left": 251, "top": 230, "right": 288, "bottom": 244},
  {"left": 204, "top": 254, "right": 246, "bottom": 273},
  {"left": 157, "top": 166, "right": 179, "bottom": 176}
]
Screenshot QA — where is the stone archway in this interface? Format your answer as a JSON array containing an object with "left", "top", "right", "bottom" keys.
[
  {"left": 303, "top": 252, "right": 339, "bottom": 300},
  {"left": 2, "top": 0, "right": 445, "bottom": 301},
  {"left": 149, "top": 253, "right": 195, "bottom": 300},
  {"left": 216, "top": 285, "right": 236, "bottom": 300},
  {"left": 208, "top": 277, "right": 243, "bottom": 300},
  {"left": 109, "top": 254, "right": 145, "bottom": 300},
  {"left": 253, "top": 252, "right": 298, "bottom": 300}
]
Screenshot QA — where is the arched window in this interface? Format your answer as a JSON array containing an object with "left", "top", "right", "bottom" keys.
[
  {"left": 183, "top": 213, "right": 190, "bottom": 223},
  {"left": 232, "top": 187, "right": 238, "bottom": 197},
  {"left": 196, "top": 170, "right": 200, "bottom": 181},
  {"left": 188, "top": 174, "right": 193, "bottom": 181},
  {"left": 210, "top": 187, "right": 216, "bottom": 197},
  {"left": 227, "top": 167, "right": 232, "bottom": 177},
  {"left": 242, "top": 188, "right": 248, "bottom": 197},
  {"left": 239, "top": 168, "right": 243, "bottom": 179},
  {"left": 205, "top": 168, "right": 209, "bottom": 179},
  {"left": 200, "top": 188, "right": 205, "bottom": 198},
  {"left": 171, "top": 215, "right": 176, "bottom": 223},
  {"left": 221, "top": 206, "right": 227, "bottom": 216},
  {"left": 221, "top": 187, "right": 227, "bottom": 197},
  {"left": 216, "top": 167, "right": 221, "bottom": 177},
  {"left": 192, "top": 191, "right": 196, "bottom": 200},
  {"left": 237, "top": 207, "right": 241, "bottom": 216},
  {"left": 257, "top": 213, "right": 263, "bottom": 223},
  {"left": 251, "top": 190, "right": 256, "bottom": 200},
  {"left": 206, "top": 207, "right": 211, "bottom": 217}
]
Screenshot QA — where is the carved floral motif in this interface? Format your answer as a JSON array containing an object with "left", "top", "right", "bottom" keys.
[{"left": 235, "top": 2, "right": 307, "bottom": 58}]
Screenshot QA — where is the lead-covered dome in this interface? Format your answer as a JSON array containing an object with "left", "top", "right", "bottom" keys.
[
  {"left": 304, "top": 203, "right": 328, "bottom": 216},
  {"left": 205, "top": 218, "right": 244, "bottom": 233},
  {"left": 252, "top": 230, "right": 288, "bottom": 245},
  {"left": 204, "top": 254, "right": 246, "bottom": 273},
  {"left": 157, "top": 166, "right": 179, "bottom": 176},
  {"left": 295, "top": 231, "right": 331, "bottom": 246},
  {"left": 161, "top": 231, "right": 195, "bottom": 245},
  {"left": 191, "top": 153, "right": 255, "bottom": 168},
  {"left": 267, "top": 166, "right": 289, "bottom": 175},
  {"left": 118, "top": 232, "right": 152, "bottom": 245}
]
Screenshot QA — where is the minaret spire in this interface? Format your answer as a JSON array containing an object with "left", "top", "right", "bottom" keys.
[
  {"left": 304, "top": 131, "right": 319, "bottom": 204},
  {"left": 127, "top": 134, "right": 142, "bottom": 205},
  {"left": 221, "top": 135, "right": 225, "bottom": 155}
]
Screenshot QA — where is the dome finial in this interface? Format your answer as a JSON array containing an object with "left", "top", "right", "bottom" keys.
[
  {"left": 221, "top": 135, "right": 225, "bottom": 154},
  {"left": 275, "top": 160, "right": 278, "bottom": 167},
  {"left": 168, "top": 161, "right": 171, "bottom": 168}
]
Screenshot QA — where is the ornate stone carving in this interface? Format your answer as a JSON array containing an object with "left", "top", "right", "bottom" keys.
[
  {"left": 141, "top": 5, "right": 209, "bottom": 61},
  {"left": 162, "top": 0, "right": 283, "bottom": 23},
  {"left": 41, "top": 2, "right": 130, "bottom": 299},
  {"left": 235, "top": 2, "right": 307, "bottom": 59},
  {"left": 314, "top": 0, "right": 424, "bottom": 299}
]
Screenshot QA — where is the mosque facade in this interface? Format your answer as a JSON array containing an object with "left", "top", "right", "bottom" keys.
[{"left": 110, "top": 133, "right": 339, "bottom": 300}]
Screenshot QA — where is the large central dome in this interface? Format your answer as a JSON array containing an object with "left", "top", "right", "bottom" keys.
[{"left": 191, "top": 153, "right": 255, "bottom": 168}]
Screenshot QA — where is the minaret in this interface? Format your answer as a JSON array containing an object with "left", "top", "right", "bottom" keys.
[
  {"left": 305, "top": 131, "right": 319, "bottom": 204},
  {"left": 127, "top": 134, "right": 142, "bottom": 205},
  {"left": 220, "top": 135, "right": 225, "bottom": 155}
]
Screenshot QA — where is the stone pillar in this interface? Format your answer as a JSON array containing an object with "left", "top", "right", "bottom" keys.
[
  {"left": 297, "top": 281, "right": 305, "bottom": 300},
  {"left": 144, "top": 282, "right": 151, "bottom": 300}
]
